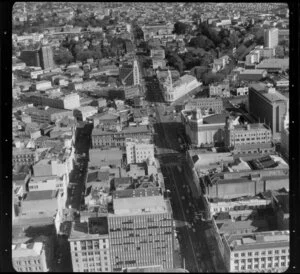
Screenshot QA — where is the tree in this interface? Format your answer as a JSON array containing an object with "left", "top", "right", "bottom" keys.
[
  {"left": 54, "top": 48, "right": 74, "bottom": 65},
  {"left": 76, "top": 50, "right": 94, "bottom": 62},
  {"left": 173, "top": 21, "right": 189, "bottom": 35},
  {"left": 166, "top": 52, "right": 184, "bottom": 74},
  {"left": 218, "top": 28, "right": 230, "bottom": 40},
  {"left": 202, "top": 72, "right": 224, "bottom": 85}
]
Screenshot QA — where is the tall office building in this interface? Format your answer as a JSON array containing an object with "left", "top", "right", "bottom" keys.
[
  {"left": 133, "top": 59, "right": 140, "bottom": 86},
  {"left": 39, "top": 45, "right": 54, "bottom": 70},
  {"left": 264, "top": 28, "right": 279, "bottom": 49},
  {"left": 19, "top": 49, "right": 41, "bottom": 67},
  {"left": 68, "top": 217, "right": 112, "bottom": 272},
  {"left": 249, "top": 83, "right": 288, "bottom": 142},
  {"left": 108, "top": 188, "right": 174, "bottom": 272}
]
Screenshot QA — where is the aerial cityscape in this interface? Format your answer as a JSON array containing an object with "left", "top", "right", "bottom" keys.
[{"left": 11, "top": 2, "right": 290, "bottom": 273}]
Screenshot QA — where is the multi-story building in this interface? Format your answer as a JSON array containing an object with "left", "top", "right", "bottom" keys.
[
  {"left": 73, "top": 106, "right": 98, "bottom": 122},
  {"left": 245, "top": 46, "right": 275, "bottom": 64},
  {"left": 235, "top": 86, "right": 249, "bottom": 96},
  {"left": 201, "top": 156, "right": 289, "bottom": 200},
  {"left": 264, "top": 28, "right": 279, "bottom": 49},
  {"left": 181, "top": 109, "right": 226, "bottom": 147},
  {"left": 209, "top": 80, "right": 230, "bottom": 98},
  {"left": 22, "top": 92, "right": 80, "bottom": 110},
  {"left": 222, "top": 230, "right": 289, "bottom": 272},
  {"left": 249, "top": 83, "right": 288, "bottom": 141},
  {"left": 209, "top": 198, "right": 271, "bottom": 217},
  {"left": 224, "top": 119, "right": 272, "bottom": 148},
  {"left": 125, "top": 138, "right": 155, "bottom": 164},
  {"left": 28, "top": 175, "right": 67, "bottom": 192},
  {"left": 68, "top": 218, "right": 111, "bottom": 272},
  {"left": 92, "top": 126, "right": 152, "bottom": 149},
  {"left": 212, "top": 56, "right": 230, "bottom": 72},
  {"left": 12, "top": 242, "right": 50, "bottom": 272},
  {"left": 108, "top": 188, "right": 174, "bottom": 271},
  {"left": 133, "top": 59, "right": 140, "bottom": 86},
  {"left": 19, "top": 49, "right": 41, "bottom": 68},
  {"left": 161, "top": 70, "right": 202, "bottom": 103},
  {"left": 256, "top": 58, "right": 289, "bottom": 73},
  {"left": 24, "top": 106, "right": 73, "bottom": 124},
  {"left": 20, "top": 190, "right": 64, "bottom": 219},
  {"left": 142, "top": 23, "right": 174, "bottom": 41},
  {"left": 39, "top": 45, "right": 54, "bottom": 70},
  {"left": 238, "top": 69, "right": 268, "bottom": 81},
  {"left": 150, "top": 49, "right": 165, "bottom": 59},
  {"left": 184, "top": 97, "right": 224, "bottom": 114},
  {"left": 19, "top": 45, "right": 54, "bottom": 70},
  {"left": 13, "top": 148, "right": 38, "bottom": 166}
]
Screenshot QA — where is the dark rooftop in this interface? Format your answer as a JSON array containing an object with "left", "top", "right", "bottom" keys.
[{"left": 25, "top": 190, "right": 58, "bottom": 201}]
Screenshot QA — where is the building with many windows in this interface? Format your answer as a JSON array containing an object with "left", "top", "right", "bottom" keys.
[
  {"left": 264, "top": 28, "right": 279, "bottom": 49},
  {"left": 181, "top": 109, "right": 227, "bottom": 147},
  {"left": 24, "top": 106, "right": 73, "bottom": 124},
  {"left": 108, "top": 188, "right": 174, "bottom": 271},
  {"left": 92, "top": 126, "right": 152, "bottom": 149},
  {"left": 184, "top": 97, "right": 224, "bottom": 114},
  {"left": 209, "top": 80, "right": 230, "bottom": 98},
  {"left": 222, "top": 230, "right": 289, "bottom": 272},
  {"left": 248, "top": 83, "right": 288, "bottom": 141},
  {"left": 69, "top": 217, "right": 111, "bottom": 272},
  {"left": 22, "top": 92, "right": 81, "bottom": 110},
  {"left": 125, "top": 138, "right": 155, "bottom": 164},
  {"left": 224, "top": 118, "right": 272, "bottom": 148},
  {"left": 13, "top": 148, "right": 38, "bottom": 166},
  {"left": 12, "top": 242, "right": 50, "bottom": 272}
]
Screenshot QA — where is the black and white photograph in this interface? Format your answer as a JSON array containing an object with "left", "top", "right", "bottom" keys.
[{"left": 8, "top": 2, "right": 294, "bottom": 273}]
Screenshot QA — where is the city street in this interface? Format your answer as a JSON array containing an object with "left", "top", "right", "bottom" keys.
[
  {"left": 67, "top": 123, "right": 92, "bottom": 211},
  {"left": 150, "top": 86, "right": 227, "bottom": 272}
]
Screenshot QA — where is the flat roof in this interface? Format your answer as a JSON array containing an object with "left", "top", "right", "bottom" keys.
[
  {"left": 92, "top": 125, "right": 151, "bottom": 136},
  {"left": 12, "top": 242, "right": 44, "bottom": 258},
  {"left": 256, "top": 58, "right": 289, "bottom": 69},
  {"left": 25, "top": 190, "right": 58, "bottom": 201},
  {"left": 112, "top": 194, "right": 172, "bottom": 215},
  {"left": 226, "top": 230, "right": 289, "bottom": 251}
]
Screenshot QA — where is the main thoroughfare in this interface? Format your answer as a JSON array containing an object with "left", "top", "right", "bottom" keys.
[{"left": 152, "top": 97, "right": 227, "bottom": 272}]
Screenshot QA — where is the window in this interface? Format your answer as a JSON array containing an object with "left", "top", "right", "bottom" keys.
[
  {"left": 281, "top": 256, "right": 285, "bottom": 260},
  {"left": 247, "top": 259, "right": 252, "bottom": 263},
  {"left": 268, "top": 263, "right": 272, "bottom": 267},
  {"left": 234, "top": 253, "right": 239, "bottom": 257},
  {"left": 261, "top": 264, "right": 265, "bottom": 268},
  {"left": 261, "top": 251, "right": 266, "bottom": 255},
  {"left": 268, "top": 257, "right": 272, "bottom": 261},
  {"left": 235, "top": 260, "right": 239, "bottom": 264},
  {"left": 268, "top": 250, "right": 272, "bottom": 254},
  {"left": 282, "top": 249, "right": 286, "bottom": 254},
  {"left": 254, "top": 252, "right": 259, "bottom": 256},
  {"left": 281, "top": 262, "right": 285, "bottom": 266},
  {"left": 241, "top": 253, "right": 245, "bottom": 257}
]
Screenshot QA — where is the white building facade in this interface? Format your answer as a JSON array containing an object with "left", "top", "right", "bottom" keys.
[
  {"left": 162, "top": 71, "right": 201, "bottom": 103},
  {"left": 223, "top": 230, "right": 290, "bottom": 273},
  {"left": 126, "top": 138, "right": 155, "bottom": 164}
]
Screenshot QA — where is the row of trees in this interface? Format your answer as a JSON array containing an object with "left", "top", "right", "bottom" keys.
[{"left": 54, "top": 35, "right": 132, "bottom": 65}]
